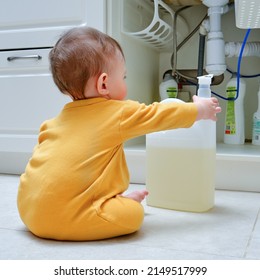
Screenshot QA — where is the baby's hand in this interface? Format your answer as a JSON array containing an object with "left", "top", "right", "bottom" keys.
[{"left": 193, "top": 95, "right": 221, "bottom": 121}]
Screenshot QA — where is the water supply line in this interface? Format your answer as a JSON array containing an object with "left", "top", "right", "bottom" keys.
[
  {"left": 171, "top": 5, "right": 191, "bottom": 80},
  {"left": 171, "top": 5, "right": 209, "bottom": 85},
  {"left": 197, "top": 24, "right": 207, "bottom": 78}
]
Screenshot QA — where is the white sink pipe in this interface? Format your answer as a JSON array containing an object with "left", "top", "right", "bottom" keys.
[
  {"left": 225, "top": 42, "right": 260, "bottom": 58},
  {"left": 202, "top": 0, "right": 260, "bottom": 76}
]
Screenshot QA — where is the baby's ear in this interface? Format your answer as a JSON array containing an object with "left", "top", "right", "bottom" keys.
[{"left": 97, "top": 73, "right": 109, "bottom": 96}]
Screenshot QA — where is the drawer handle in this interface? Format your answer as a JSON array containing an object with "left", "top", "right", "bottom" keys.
[{"left": 7, "top": 55, "right": 42, "bottom": 61}]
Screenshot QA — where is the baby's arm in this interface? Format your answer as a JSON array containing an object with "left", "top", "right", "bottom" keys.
[{"left": 193, "top": 95, "right": 221, "bottom": 121}]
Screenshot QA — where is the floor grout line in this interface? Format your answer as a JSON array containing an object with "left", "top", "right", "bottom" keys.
[
  {"left": 0, "top": 227, "right": 28, "bottom": 232},
  {"left": 243, "top": 207, "right": 260, "bottom": 258}
]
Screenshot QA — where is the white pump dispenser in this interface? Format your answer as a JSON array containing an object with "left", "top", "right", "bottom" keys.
[
  {"left": 146, "top": 74, "right": 216, "bottom": 212},
  {"left": 197, "top": 74, "right": 216, "bottom": 153}
]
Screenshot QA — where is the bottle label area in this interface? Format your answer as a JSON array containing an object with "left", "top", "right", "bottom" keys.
[
  {"left": 166, "top": 87, "right": 177, "bottom": 98},
  {"left": 225, "top": 86, "right": 236, "bottom": 135},
  {"left": 253, "top": 119, "right": 260, "bottom": 141}
]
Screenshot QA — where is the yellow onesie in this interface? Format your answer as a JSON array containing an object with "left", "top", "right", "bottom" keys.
[{"left": 17, "top": 97, "right": 197, "bottom": 241}]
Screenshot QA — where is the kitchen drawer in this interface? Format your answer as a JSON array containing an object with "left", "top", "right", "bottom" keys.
[{"left": 0, "top": 48, "right": 51, "bottom": 74}]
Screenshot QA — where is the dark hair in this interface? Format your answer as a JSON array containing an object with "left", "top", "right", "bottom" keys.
[{"left": 49, "top": 26, "right": 124, "bottom": 100}]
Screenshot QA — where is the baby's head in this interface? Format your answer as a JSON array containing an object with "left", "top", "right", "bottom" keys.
[{"left": 49, "top": 26, "right": 125, "bottom": 100}]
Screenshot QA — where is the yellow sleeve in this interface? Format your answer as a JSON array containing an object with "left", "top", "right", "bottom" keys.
[{"left": 120, "top": 100, "right": 198, "bottom": 141}]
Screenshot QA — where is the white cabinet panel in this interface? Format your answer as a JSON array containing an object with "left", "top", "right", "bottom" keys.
[
  {"left": 0, "top": 74, "right": 69, "bottom": 132},
  {"left": 0, "top": 0, "right": 106, "bottom": 49},
  {"left": 1, "top": 0, "right": 85, "bottom": 28},
  {"left": 0, "top": 48, "right": 70, "bottom": 174},
  {"left": 0, "top": 0, "right": 106, "bottom": 174}
]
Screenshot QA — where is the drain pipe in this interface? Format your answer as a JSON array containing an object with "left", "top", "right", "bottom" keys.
[{"left": 202, "top": 0, "right": 229, "bottom": 75}]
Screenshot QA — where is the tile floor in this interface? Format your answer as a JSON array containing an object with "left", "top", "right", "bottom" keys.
[{"left": 0, "top": 173, "right": 260, "bottom": 260}]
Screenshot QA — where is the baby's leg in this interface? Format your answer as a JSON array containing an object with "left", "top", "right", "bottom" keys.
[
  {"left": 92, "top": 195, "right": 145, "bottom": 239},
  {"left": 46, "top": 192, "right": 148, "bottom": 241}
]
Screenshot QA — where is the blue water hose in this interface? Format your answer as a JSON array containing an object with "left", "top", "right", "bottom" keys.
[
  {"left": 234, "top": 28, "right": 252, "bottom": 101},
  {"left": 210, "top": 28, "right": 251, "bottom": 101}
]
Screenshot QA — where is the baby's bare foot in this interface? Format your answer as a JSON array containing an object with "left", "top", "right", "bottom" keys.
[{"left": 123, "top": 190, "right": 149, "bottom": 203}]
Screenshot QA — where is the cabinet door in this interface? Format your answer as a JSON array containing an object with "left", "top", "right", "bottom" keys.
[
  {"left": 0, "top": 49, "right": 70, "bottom": 174},
  {"left": 0, "top": 0, "right": 105, "bottom": 49}
]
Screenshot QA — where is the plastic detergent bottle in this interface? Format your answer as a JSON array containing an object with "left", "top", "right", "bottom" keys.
[
  {"left": 223, "top": 75, "right": 246, "bottom": 145},
  {"left": 146, "top": 74, "right": 216, "bottom": 212},
  {"left": 159, "top": 72, "right": 178, "bottom": 100},
  {"left": 252, "top": 85, "right": 260, "bottom": 145}
]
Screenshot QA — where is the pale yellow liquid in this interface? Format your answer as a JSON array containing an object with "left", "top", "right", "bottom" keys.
[{"left": 146, "top": 147, "right": 215, "bottom": 212}]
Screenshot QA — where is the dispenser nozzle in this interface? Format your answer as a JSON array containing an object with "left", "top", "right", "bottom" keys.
[
  {"left": 197, "top": 74, "right": 213, "bottom": 86},
  {"left": 197, "top": 74, "right": 213, "bottom": 98}
]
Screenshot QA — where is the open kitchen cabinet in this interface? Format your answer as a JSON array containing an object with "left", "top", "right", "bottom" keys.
[{"left": 109, "top": 0, "right": 260, "bottom": 192}]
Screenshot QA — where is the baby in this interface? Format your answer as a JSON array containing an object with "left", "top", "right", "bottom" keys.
[{"left": 17, "top": 26, "right": 221, "bottom": 241}]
